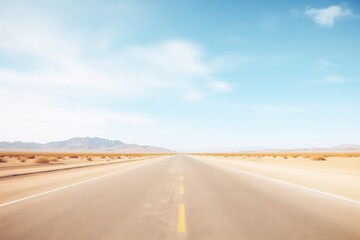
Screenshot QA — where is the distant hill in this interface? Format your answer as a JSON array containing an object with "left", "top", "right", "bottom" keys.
[
  {"left": 0, "top": 137, "right": 172, "bottom": 153},
  {"left": 331, "top": 144, "right": 360, "bottom": 151}
]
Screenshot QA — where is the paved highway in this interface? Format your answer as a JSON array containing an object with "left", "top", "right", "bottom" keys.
[{"left": 0, "top": 154, "right": 359, "bottom": 239}]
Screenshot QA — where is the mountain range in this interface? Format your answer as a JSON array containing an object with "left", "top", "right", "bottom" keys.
[{"left": 0, "top": 137, "right": 172, "bottom": 153}]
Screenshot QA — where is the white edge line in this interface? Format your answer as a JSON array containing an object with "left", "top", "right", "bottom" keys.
[
  {"left": 0, "top": 157, "right": 168, "bottom": 208},
  {"left": 193, "top": 156, "right": 360, "bottom": 205}
]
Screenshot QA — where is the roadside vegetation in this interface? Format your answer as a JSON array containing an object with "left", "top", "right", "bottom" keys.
[
  {"left": 34, "top": 157, "right": 50, "bottom": 164},
  {"left": 0, "top": 152, "right": 174, "bottom": 165}
]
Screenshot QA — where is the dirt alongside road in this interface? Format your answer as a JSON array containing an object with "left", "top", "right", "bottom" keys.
[{"left": 194, "top": 155, "right": 360, "bottom": 201}]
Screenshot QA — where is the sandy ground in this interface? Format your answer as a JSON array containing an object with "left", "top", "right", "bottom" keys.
[
  {"left": 0, "top": 155, "right": 170, "bottom": 204},
  {"left": 0, "top": 153, "right": 175, "bottom": 178},
  {"left": 0, "top": 155, "right": 153, "bottom": 167},
  {"left": 194, "top": 155, "right": 360, "bottom": 201},
  {"left": 0, "top": 155, "right": 156, "bottom": 178}
]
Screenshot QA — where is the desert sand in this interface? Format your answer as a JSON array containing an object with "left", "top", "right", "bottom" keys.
[{"left": 194, "top": 154, "right": 360, "bottom": 201}]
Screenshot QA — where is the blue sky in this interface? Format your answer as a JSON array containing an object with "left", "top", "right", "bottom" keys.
[{"left": 0, "top": 0, "right": 359, "bottom": 151}]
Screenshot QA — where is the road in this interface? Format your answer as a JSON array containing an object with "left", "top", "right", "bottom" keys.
[{"left": 0, "top": 154, "right": 359, "bottom": 240}]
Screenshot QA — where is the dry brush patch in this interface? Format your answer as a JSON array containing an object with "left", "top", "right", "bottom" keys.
[
  {"left": 49, "top": 157, "right": 59, "bottom": 162},
  {"left": 0, "top": 152, "right": 175, "bottom": 165},
  {"left": 18, "top": 156, "right": 27, "bottom": 162},
  {"left": 310, "top": 155, "right": 327, "bottom": 161},
  {"left": 34, "top": 157, "right": 50, "bottom": 164}
]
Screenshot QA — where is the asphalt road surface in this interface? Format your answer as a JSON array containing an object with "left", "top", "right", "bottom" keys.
[{"left": 1, "top": 154, "right": 359, "bottom": 240}]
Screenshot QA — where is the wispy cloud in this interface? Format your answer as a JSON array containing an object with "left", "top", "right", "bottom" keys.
[
  {"left": 0, "top": 7, "right": 230, "bottom": 99},
  {"left": 210, "top": 53, "right": 255, "bottom": 72},
  {"left": 312, "top": 75, "right": 349, "bottom": 84},
  {"left": 237, "top": 104, "right": 318, "bottom": 113},
  {"left": 0, "top": 1, "right": 237, "bottom": 142},
  {"left": 317, "top": 59, "right": 339, "bottom": 69},
  {"left": 304, "top": 5, "right": 355, "bottom": 27},
  {"left": 226, "top": 34, "right": 245, "bottom": 42},
  {"left": 0, "top": 87, "right": 152, "bottom": 142},
  {"left": 183, "top": 89, "right": 203, "bottom": 101},
  {"left": 311, "top": 59, "right": 340, "bottom": 72},
  {"left": 207, "top": 76, "right": 232, "bottom": 92},
  {"left": 0, "top": 24, "right": 210, "bottom": 95},
  {"left": 209, "top": 80, "right": 232, "bottom": 92}
]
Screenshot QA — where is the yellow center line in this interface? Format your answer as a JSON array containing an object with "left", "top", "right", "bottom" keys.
[
  {"left": 178, "top": 203, "right": 186, "bottom": 233},
  {"left": 180, "top": 184, "right": 184, "bottom": 194}
]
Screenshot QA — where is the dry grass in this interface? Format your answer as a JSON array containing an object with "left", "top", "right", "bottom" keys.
[
  {"left": 49, "top": 157, "right": 59, "bottom": 162},
  {"left": 18, "top": 156, "right": 27, "bottom": 162},
  {"left": 0, "top": 152, "right": 174, "bottom": 166},
  {"left": 310, "top": 155, "right": 327, "bottom": 161},
  {"left": 34, "top": 157, "right": 50, "bottom": 164}
]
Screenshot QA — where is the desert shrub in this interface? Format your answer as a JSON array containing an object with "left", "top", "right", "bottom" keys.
[
  {"left": 87, "top": 157, "right": 93, "bottom": 161},
  {"left": 27, "top": 155, "right": 36, "bottom": 159},
  {"left": 49, "top": 157, "right": 58, "bottom": 162},
  {"left": 0, "top": 157, "right": 6, "bottom": 163},
  {"left": 34, "top": 157, "right": 49, "bottom": 163},
  {"left": 69, "top": 155, "right": 78, "bottom": 158},
  {"left": 310, "top": 155, "right": 326, "bottom": 161}
]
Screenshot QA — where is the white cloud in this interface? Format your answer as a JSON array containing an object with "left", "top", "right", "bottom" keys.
[
  {"left": 226, "top": 34, "right": 245, "bottom": 42},
  {"left": 211, "top": 54, "right": 255, "bottom": 72},
  {"left": 311, "top": 59, "right": 340, "bottom": 72},
  {"left": 183, "top": 89, "right": 203, "bottom": 101},
  {"left": 313, "top": 75, "right": 349, "bottom": 84},
  {"left": 237, "top": 104, "right": 318, "bottom": 113},
  {"left": 0, "top": 1, "right": 235, "bottom": 142},
  {"left": 208, "top": 78, "right": 232, "bottom": 92},
  {"left": 317, "top": 59, "right": 338, "bottom": 69},
  {"left": 0, "top": 9, "right": 214, "bottom": 98},
  {"left": 0, "top": 88, "right": 152, "bottom": 142},
  {"left": 0, "top": 33, "right": 209, "bottom": 95},
  {"left": 305, "top": 5, "right": 354, "bottom": 27},
  {"left": 0, "top": 4, "right": 238, "bottom": 101},
  {"left": 323, "top": 75, "right": 348, "bottom": 83}
]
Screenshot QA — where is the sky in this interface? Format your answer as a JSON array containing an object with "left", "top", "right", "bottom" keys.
[{"left": 0, "top": 0, "right": 359, "bottom": 151}]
